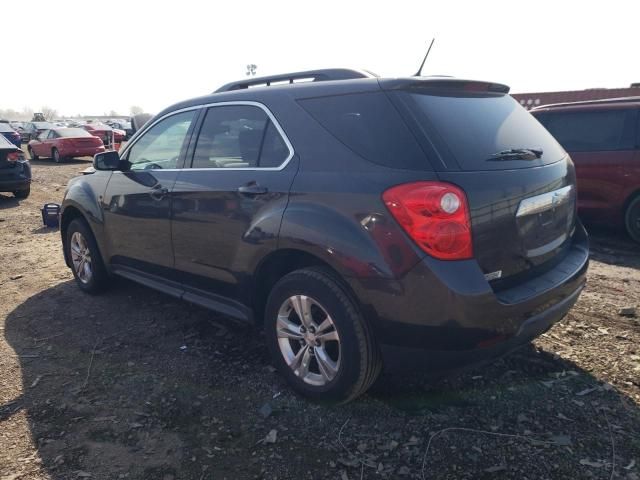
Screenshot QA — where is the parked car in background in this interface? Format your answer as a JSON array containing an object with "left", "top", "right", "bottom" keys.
[
  {"left": 0, "top": 123, "right": 22, "bottom": 147},
  {"left": 59, "top": 69, "right": 588, "bottom": 402},
  {"left": 0, "top": 134, "right": 31, "bottom": 198},
  {"left": 21, "top": 121, "right": 54, "bottom": 142},
  {"left": 28, "top": 127, "right": 105, "bottom": 163},
  {"left": 10, "top": 121, "right": 25, "bottom": 132},
  {"left": 532, "top": 97, "right": 640, "bottom": 242},
  {"left": 107, "top": 120, "right": 133, "bottom": 139},
  {"left": 82, "top": 123, "right": 117, "bottom": 146}
]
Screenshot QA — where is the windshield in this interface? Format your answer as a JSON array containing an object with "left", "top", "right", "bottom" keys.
[
  {"left": 392, "top": 92, "right": 566, "bottom": 171},
  {"left": 33, "top": 122, "right": 53, "bottom": 129},
  {"left": 56, "top": 128, "right": 93, "bottom": 138},
  {"left": 0, "top": 124, "right": 15, "bottom": 132}
]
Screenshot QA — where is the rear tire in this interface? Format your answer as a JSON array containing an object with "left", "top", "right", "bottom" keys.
[
  {"left": 625, "top": 195, "right": 640, "bottom": 243},
  {"left": 264, "top": 267, "right": 381, "bottom": 403},
  {"left": 28, "top": 146, "right": 38, "bottom": 160},
  {"left": 52, "top": 148, "right": 62, "bottom": 163},
  {"left": 65, "top": 218, "right": 109, "bottom": 294},
  {"left": 13, "top": 187, "right": 30, "bottom": 199}
]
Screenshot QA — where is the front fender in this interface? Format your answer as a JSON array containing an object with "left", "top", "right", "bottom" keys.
[{"left": 61, "top": 172, "right": 112, "bottom": 264}]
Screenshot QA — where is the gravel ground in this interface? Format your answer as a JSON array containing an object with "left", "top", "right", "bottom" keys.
[{"left": 1, "top": 156, "right": 639, "bottom": 480}]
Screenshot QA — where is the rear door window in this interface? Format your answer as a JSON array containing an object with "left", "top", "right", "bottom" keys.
[
  {"left": 191, "top": 105, "right": 290, "bottom": 169},
  {"left": 537, "top": 109, "right": 637, "bottom": 152},
  {"left": 391, "top": 91, "right": 566, "bottom": 171},
  {"left": 298, "top": 92, "right": 430, "bottom": 170}
]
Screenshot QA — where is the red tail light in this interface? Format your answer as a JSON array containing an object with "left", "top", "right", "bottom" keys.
[
  {"left": 382, "top": 181, "right": 473, "bottom": 260},
  {"left": 7, "top": 151, "right": 24, "bottom": 163}
]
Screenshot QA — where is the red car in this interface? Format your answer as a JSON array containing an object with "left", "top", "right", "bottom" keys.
[
  {"left": 532, "top": 97, "right": 640, "bottom": 242},
  {"left": 28, "top": 127, "right": 105, "bottom": 163},
  {"left": 82, "top": 123, "right": 125, "bottom": 146}
]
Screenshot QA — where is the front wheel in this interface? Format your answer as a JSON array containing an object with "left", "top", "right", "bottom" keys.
[
  {"left": 264, "top": 267, "right": 381, "bottom": 403},
  {"left": 28, "top": 146, "right": 38, "bottom": 160},
  {"left": 625, "top": 196, "right": 640, "bottom": 243},
  {"left": 65, "top": 218, "right": 109, "bottom": 293}
]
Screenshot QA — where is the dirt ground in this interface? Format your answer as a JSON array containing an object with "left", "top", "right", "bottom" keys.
[{"left": 1, "top": 156, "right": 639, "bottom": 480}]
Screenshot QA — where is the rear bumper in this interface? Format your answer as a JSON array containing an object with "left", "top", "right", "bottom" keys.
[
  {"left": 0, "top": 163, "right": 31, "bottom": 192},
  {"left": 60, "top": 146, "right": 105, "bottom": 157},
  {"left": 348, "top": 221, "right": 589, "bottom": 372}
]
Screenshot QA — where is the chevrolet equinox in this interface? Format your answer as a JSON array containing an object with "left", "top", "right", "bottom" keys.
[{"left": 60, "top": 69, "right": 589, "bottom": 402}]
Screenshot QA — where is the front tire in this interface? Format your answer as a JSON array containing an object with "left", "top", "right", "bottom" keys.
[
  {"left": 264, "top": 267, "right": 381, "bottom": 403},
  {"left": 625, "top": 196, "right": 640, "bottom": 243},
  {"left": 28, "top": 146, "right": 38, "bottom": 160},
  {"left": 65, "top": 218, "right": 109, "bottom": 293}
]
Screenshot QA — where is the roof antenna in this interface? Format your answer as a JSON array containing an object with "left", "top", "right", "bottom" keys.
[{"left": 414, "top": 38, "right": 435, "bottom": 77}]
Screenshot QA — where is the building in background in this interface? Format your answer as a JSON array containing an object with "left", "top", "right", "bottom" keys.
[{"left": 512, "top": 83, "right": 640, "bottom": 110}]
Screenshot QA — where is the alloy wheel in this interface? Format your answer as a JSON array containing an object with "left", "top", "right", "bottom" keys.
[
  {"left": 70, "top": 231, "right": 93, "bottom": 284},
  {"left": 276, "top": 295, "right": 341, "bottom": 386}
]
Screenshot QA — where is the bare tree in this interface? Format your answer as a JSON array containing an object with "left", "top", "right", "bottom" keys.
[
  {"left": 130, "top": 105, "right": 144, "bottom": 116},
  {"left": 41, "top": 106, "right": 58, "bottom": 121}
]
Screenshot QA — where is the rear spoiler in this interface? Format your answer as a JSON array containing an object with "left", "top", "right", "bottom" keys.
[{"left": 379, "top": 77, "right": 510, "bottom": 94}]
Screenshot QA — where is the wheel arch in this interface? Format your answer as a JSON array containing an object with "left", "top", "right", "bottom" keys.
[
  {"left": 60, "top": 205, "right": 87, "bottom": 267},
  {"left": 251, "top": 248, "right": 360, "bottom": 326}
]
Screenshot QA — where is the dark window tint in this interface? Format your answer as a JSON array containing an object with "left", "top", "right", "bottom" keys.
[
  {"left": 298, "top": 92, "right": 429, "bottom": 170},
  {"left": 192, "top": 105, "right": 289, "bottom": 169},
  {"left": 536, "top": 109, "right": 637, "bottom": 152},
  {"left": 259, "top": 121, "right": 289, "bottom": 167},
  {"left": 393, "top": 92, "right": 567, "bottom": 171}
]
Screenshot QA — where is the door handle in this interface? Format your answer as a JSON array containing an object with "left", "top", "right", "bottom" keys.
[
  {"left": 237, "top": 183, "right": 268, "bottom": 195},
  {"left": 149, "top": 184, "right": 169, "bottom": 200}
]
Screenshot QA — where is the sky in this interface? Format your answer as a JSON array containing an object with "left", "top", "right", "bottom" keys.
[{"left": 3, "top": 0, "right": 638, "bottom": 117}]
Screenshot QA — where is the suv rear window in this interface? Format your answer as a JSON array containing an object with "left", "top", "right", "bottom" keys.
[
  {"left": 392, "top": 91, "right": 566, "bottom": 171},
  {"left": 298, "top": 92, "right": 429, "bottom": 170},
  {"left": 535, "top": 109, "right": 637, "bottom": 152}
]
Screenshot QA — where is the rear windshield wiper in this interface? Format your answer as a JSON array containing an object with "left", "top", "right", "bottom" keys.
[{"left": 487, "top": 148, "right": 543, "bottom": 161}]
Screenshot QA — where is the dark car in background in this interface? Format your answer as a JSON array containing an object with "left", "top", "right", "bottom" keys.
[
  {"left": 0, "top": 134, "right": 31, "bottom": 198},
  {"left": 81, "top": 123, "right": 123, "bottom": 147},
  {"left": 107, "top": 120, "right": 134, "bottom": 140},
  {"left": 532, "top": 97, "right": 640, "bottom": 242},
  {"left": 59, "top": 69, "right": 588, "bottom": 402},
  {"left": 0, "top": 123, "right": 22, "bottom": 147},
  {"left": 21, "top": 121, "right": 54, "bottom": 142},
  {"left": 28, "top": 127, "right": 105, "bottom": 163}
]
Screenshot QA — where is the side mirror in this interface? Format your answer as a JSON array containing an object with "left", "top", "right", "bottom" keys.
[{"left": 94, "top": 151, "right": 121, "bottom": 171}]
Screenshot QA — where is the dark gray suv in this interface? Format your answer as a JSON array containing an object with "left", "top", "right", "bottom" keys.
[{"left": 60, "top": 69, "right": 588, "bottom": 402}]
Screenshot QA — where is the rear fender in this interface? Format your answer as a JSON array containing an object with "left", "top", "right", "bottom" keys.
[{"left": 278, "top": 202, "right": 423, "bottom": 280}]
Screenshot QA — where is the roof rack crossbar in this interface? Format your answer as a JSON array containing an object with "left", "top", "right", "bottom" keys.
[{"left": 214, "top": 68, "right": 375, "bottom": 93}]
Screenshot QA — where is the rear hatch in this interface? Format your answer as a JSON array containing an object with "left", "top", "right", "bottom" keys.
[{"left": 386, "top": 80, "right": 576, "bottom": 284}]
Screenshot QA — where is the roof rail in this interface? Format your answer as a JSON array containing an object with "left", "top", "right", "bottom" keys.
[
  {"left": 214, "top": 68, "right": 376, "bottom": 93},
  {"left": 532, "top": 95, "right": 640, "bottom": 110}
]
